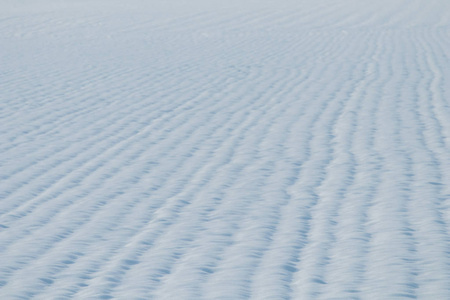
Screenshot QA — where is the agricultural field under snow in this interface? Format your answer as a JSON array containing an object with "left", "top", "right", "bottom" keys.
[{"left": 1, "top": 0, "right": 450, "bottom": 299}]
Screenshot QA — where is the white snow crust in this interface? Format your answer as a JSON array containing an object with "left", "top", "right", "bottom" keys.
[{"left": 1, "top": 0, "right": 450, "bottom": 299}]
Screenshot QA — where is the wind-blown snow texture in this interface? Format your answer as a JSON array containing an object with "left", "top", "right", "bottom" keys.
[{"left": 1, "top": 0, "right": 450, "bottom": 299}]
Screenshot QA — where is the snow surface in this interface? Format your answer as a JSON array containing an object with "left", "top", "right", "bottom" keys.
[{"left": 1, "top": 0, "right": 450, "bottom": 299}]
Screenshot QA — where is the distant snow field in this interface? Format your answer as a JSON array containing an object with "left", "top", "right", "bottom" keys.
[{"left": 1, "top": 0, "right": 450, "bottom": 299}]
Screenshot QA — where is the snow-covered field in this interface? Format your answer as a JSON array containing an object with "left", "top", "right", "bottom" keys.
[{"left": 1, "top": 0, "right": 450, "bottom": 299}]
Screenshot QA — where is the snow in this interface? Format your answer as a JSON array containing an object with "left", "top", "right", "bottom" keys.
[{"left": 1, "top": 0, "right": 450, "bottom": 299}]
